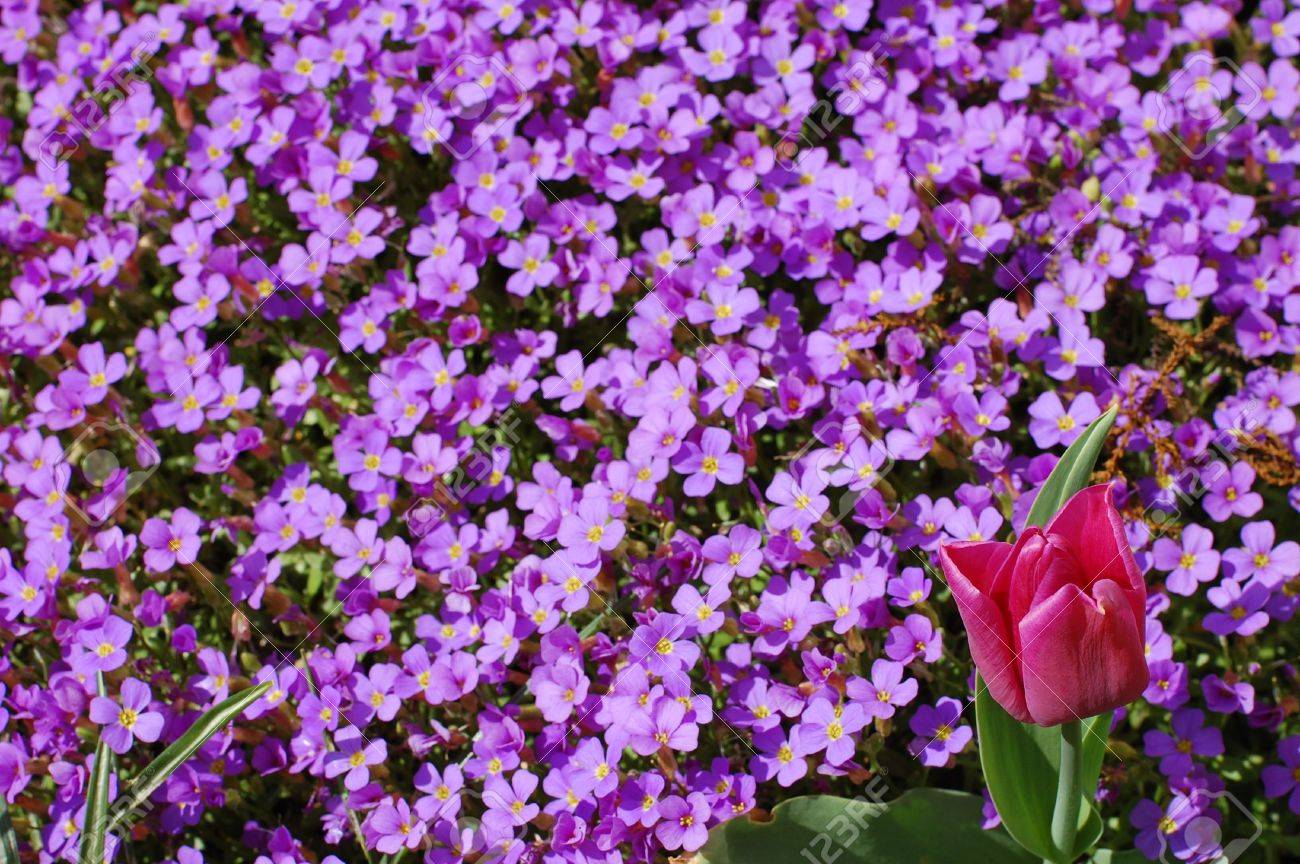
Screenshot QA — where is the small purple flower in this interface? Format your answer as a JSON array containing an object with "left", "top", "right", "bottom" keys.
[
  {"left": 89, "top": 678, "right": 164, "bottom": 755},
  {"left": 1204, "top": 579, "right": 1270, "bottom": 636},
  {"left": 626, "top": 696, "right": 699, "bottom": 756},
  {"left": 884, "top": 614, "right": 943, "bottom": 663},
  {"left": 324, "top": 728, "right": 387, "bottom": 791},
  {"left": 1143, "top": 709, "right": 1223, "bottom": 778},
  {"left": 1262, "top": 736, "right": 1300, "bottom": 815},
  {"left": 1201, "top": 675, "right": 1255, "bottom": 715},
  {"left": 750, "top": 725, "right": 813, "bottom": 787},
  {"left": 798, "top": 699, "right": 866, "bottom": 765},
  {"left": 1222, "top": 521, "right": 1300, "bottom": 587},
  {"left": 674, "top": 427, "right": 744, "bottom": 496},
  {"left": 1144, "top": 659, "right": 1190, "bottom": 710},
  {"left": 847, "top": 659, "right": 919, "bottom": 720},
  {"left": 76, "top": 616, "right": 133, "bottom": 674},
  {"left": 655, "top": 792, "right": 710, "bottom": 852},
  {"left": 908, "top": 697, "right": 972, "bottom": 767},
  {"left": 1027, "top": 391, "right": 1101, "bottom": 449},
  {"left": 140, "top": 508, "right": 203, "bottom": 572},
  {"left": 556, "top": 497, "right": 625, "bottom": 559},
  {"left": 365, "top": 798, "right": 425, "bottom": 855},
  {"left": 1202, "top": 461, "right": 1264, "bottom": 522},
  {"left": 1152, "top": 524, "right": 1220, "bottom": 596}
]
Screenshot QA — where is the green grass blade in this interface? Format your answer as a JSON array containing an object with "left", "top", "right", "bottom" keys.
[
  {"left": 107, "top": 681, "right": 270, "bottom": 831},
  {"left": 80, "top": 674, "right": 113, "bottom": 864},
  {"left": 1, "top": 796, "right": 23, "bottom": 862}
]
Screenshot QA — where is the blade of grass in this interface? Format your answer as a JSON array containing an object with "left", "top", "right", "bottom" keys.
[
  {"left": 107, "top": 681, "right": 270, "bottom": 831},
  {"left": 80, "top": 673, "right": 113, "bottom": 864},
  {"left": 1, "top": 797, "right": 22, "bottom": 863}
]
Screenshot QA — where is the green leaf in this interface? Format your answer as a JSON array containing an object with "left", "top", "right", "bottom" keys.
[
  {"left": 976, "top": 684, "right": 1110, "bottom": 861},
  {"left": 1024, "top": 403, "right": 1118, "bottom": 528},
  {"left": 1, "top": 797, "right": 23, "bottom": 863},
  {"left": 699, "top": 788, "right": 1037, "bottom": 864},
  {"left": 1088, "top": 851, "right": 1150, "bottom": 864},
  {"left": 979, "top": 404, "right": 1119, "bottom": 861},
  {"left": 81, "top": 674, "right": 114, "bottom": 864},
  {"left": 107, "top": 681, "right": 271, "bottom": 831}
]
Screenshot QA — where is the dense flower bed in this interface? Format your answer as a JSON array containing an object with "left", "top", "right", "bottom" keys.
[{"left": 0, "top": 0, "right": 1298, "bottom": 862}]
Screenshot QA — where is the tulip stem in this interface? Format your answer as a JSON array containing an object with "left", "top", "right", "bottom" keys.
[{"left": 1048, "top": 719, "right": 1083, "bottom": 863}]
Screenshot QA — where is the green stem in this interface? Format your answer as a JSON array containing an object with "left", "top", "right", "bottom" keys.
[{"left": 1048, "top": 720, "right": 1083, "bottom": 864}]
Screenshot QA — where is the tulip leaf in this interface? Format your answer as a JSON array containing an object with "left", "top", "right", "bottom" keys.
[
  {"left": 1024, "top": 403, "right": 1119, "bottom": 529},
  {"left": 699, "top": 788, "right": 1037, "bottom": 864},
  {"left": 81, "top": 674, "right": 114, "bottom": 864},
  {"left": 108, "top": 681, "right": 271, "bottom": 830},
  {"left": 978, "top": 403, "right": 1119, "bottom": 862},
  {"left": 976, "top": 681, "right": 1110, "bottom": 862}
]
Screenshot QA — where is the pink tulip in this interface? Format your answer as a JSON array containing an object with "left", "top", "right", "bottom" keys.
[{"left": 939, "top": 484, "right": 1147, "bottom": 726}]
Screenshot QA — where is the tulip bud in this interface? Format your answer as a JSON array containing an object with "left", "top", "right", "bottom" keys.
[{"left": 940, "top": 484, "right": 1147, "bottom": 726}]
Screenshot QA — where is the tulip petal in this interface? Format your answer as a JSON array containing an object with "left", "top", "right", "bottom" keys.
[
  {"left": 940, "top": 539, "right": 1014, "bottom": 596},
  {"left": 1044, "top": 484, "right": 1146, "bottom": 623},
  {"left": 1017, "top": 579, "right": 1147, "bottom": 726},
  {"left": 939, "top": 541, "right": 1029, "bottom": 722}
]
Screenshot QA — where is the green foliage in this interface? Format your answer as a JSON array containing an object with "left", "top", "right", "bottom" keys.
[
  {"left": 699, "top": 788, "right": 1037, "bottom": 864},
  {"left": 976, "top": 686, "right": 1109, "bottom": 861},
  {"left": 79, "top": 681, "right": 270, "bottom": 863},
  {"left": 977, "top": 406, "right": 1123, "bottom": 863}
]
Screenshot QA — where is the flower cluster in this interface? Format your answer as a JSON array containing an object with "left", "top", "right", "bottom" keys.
[{"left": 0, "top": 0, "right": 1296, "bottom": 862}]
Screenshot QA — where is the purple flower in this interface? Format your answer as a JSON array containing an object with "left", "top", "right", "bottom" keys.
[
  {"left": 1262, "top": 736, "right": 1300, "bottom": 815},
  {"left": 324, "top": 728, "right": 387, "bottom": 791},
  {"left": 675, "top": 427, "right": 744, "bottom": 496},
  {"left": 89, "top": 678, "right": 164, "bottom": 755},
  {"left": 1143, "top": 709, "right": 1223, "bottom": 778},
  {"left": 1201, "top": 675, "right": 1255, "bottom": 715},
  {"left": 76, "top": 616, "right": 133, "bottom": 674},
  {"left": 626, "top": 696, "right": 699, "bottom": 756},
  {"left": 365, "top": 798, "right": 425, "bottom": 855},
  {"left": 847, "top": 659, "right": 919, "bottom": 720},
  {"left": 750, "top": 725, "right": 813, "bottom": 787},
  {"left": 907, "top": 697, "right": 972, "bottom": 767},
  {"left": 655, "top": 792, "right": 710, "bottom": 851},
  {"left": 798, "top": 699, "right": 866, "bottom": 765},
  {"left": 1144, "top": 659, "right": 1191, "bottom": 710},
  {"left": 1202, "top": 462, "right": 1264, "bottom": 522},
  {"left": 140, "top": 508, "right": 202, "bottom": 572},
  {"left": 1027, "top": 391, "right": 1102, "bottom": 449},
  {"left": 1152, "top": 524, "right": 1220, "bottom": 596},
  {"left": 556, "top": 497, "right": 625, "bottom": 559},
  {"left": 1222, "top": 521, "right": 1300, "bottom": 587},
  {"left": 1204, "top": 579, "right": 1271, "bottom": 636},
  {"left": 884, "top": 614, "right": 943, "bottom": 663}
]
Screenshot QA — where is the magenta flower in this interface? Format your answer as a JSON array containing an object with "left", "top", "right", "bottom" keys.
[
  {"left": 140, "top": 508, "right": 202, "bottom": 572},
  {"left": 365, "top": 798, "right": 425, "bottom": 855},
  {"left": 908, "top": 697, "right": 973, "bottom": 766},
  {"left": 324, "top": 728, "right": 387, "bottom": 791},
  {"left": 1153, "top": 524, "right": 1221, "bottom": 595},
  {"left": 1027, "top": 391, "right": 1103, "bottom": 449},
  {"left": 655, "top": 793, "right": 710, "bottom": 851},
  {"left": 674, "top": 428, "right": 744, "bottom": 496},
  {"left": 556, "top": 497, "right": 625, "bottom": 559},
  {"left": 89, "top": 678, "right": 164, "bottom": 755},
  {"left": 1262, "top": 737, "right": 1300, "bottom": 814}
]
